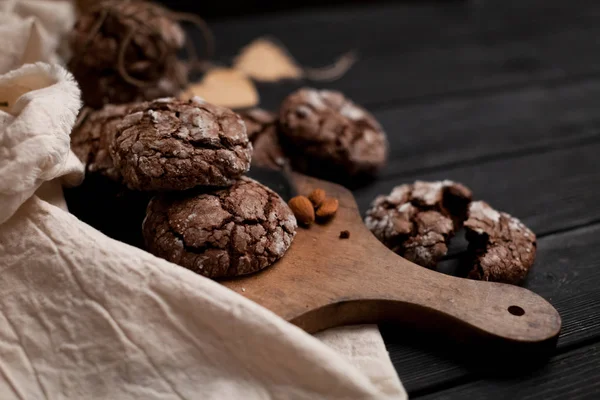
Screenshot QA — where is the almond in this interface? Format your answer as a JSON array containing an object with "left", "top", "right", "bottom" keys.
[
  {"left": 288, "top": 196, "right": 315, "bottom": 225},
  {"left": 308, "top": 188, "right": 327, "bottom": 208},
  {"left": 316, "top": 197, "right": 339, "bottom": 220}
]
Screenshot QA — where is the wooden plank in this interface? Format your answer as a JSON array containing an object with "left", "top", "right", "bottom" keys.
[
  {"left": 201, "top": 1, "right": 600, "bottom": 109},
  {"left": 415, "top": 342, "right": 600, "bottom": 400},
  {"left": 380, "top": 220, "right": 600, "bottom": 394},
  {"left": 228, "top": 77, "right": 600, "bottom": 182},
  {"left": 527, "top": 226, "right": 600, "bottom": 349},
  {"left": 375, "top": 78, "right": 600, "bottom": 178}
]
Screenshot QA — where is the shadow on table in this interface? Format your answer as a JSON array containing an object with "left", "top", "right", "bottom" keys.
[{"left": 380, "top": 321, "right": 556, "bottom": 395}]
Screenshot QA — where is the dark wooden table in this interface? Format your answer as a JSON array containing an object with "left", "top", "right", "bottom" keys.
[{"left": 185, "top": 1, "right": 600, "bottom": 398}]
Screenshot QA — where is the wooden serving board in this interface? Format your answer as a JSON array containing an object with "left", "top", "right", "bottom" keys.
[{"left": 222, "top": 173, "right": 561, "bottom": 351}]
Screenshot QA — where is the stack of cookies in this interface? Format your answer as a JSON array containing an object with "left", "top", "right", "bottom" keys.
[
  {"left": 69, "top": 86, "right": 392, "bottom": 279},
  {"left": 66, "top": 2, "right": 393, "bottom": 279},
  {"left": 71, "top": 97, "right": 297, "bottom": 279}
]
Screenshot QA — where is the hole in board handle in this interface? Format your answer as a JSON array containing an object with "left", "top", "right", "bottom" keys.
[{"left": 508, "top": 305, "right": 525, "bottom": 316}]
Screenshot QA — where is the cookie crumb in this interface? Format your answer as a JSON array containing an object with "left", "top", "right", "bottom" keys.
[
  {"left": 339, "top": 230, "right": 350, "bottom": 239},
  {"left": 242, "top": 288, "right": 246, "bottom": 292}
]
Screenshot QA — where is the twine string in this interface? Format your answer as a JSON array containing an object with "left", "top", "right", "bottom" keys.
[
  {"left": 72, "top": 2, "right": 216, "bottom": 88},
  {"left": 303, "top": 51, "right": 357, "bottom": 82},
  {"left": 169, "top": 11, "right": 216, "bottom": 74}
]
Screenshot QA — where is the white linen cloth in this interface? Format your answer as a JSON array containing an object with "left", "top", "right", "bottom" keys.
[
  {"left": 0, "top": 2, "right": 406, "bottom": 398},
  {"left": 0, "top": 0, "right": 75, "bottom": 71}
]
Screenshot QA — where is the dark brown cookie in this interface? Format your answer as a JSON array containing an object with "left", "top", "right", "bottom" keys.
[
  {"left": 71, "top": 104, "right": 132, "bottom": 182},
  {"left": 68, "top": 0, "right": 187, "bottom": 108},
  {"left": 279, "top": 88, "right": 388, "bottom": 180},
  {"left": 69, "top": 104, "right": 152, "bottom": 247},
  {"left": 110, "top": 97, "right": 252, "bottom": 191},
  {"left": 365, "top": 181, "right": 472, "bottom": 268},
  {"left": 142, "top": 177, "right": 297, "bottom": 278},
  {"left": 239, "top": 108, "right": 287, "bottom": 170},
  {"left": 464, "top": 201, "right": 536, "bottom": 285}
]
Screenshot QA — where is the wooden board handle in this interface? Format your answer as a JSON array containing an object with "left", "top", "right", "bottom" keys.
[{"left": 290, "top": 249, "right": 561, "bottom": 348}]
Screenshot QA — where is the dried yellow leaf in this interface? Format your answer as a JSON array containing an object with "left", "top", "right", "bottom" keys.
[
  {"left": 233, "top": 37, "right": 303, "bottom": 82},
  {"left": 180, "top": 67, "right": 259, "bottom": 109}
]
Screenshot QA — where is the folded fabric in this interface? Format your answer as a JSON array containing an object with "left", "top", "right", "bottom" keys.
[
  {"left": 0, "top": 0, "right": 75, "bottom": 73},
  {"left": 0, "top": 63, "right": 83, "bottom": 225}
]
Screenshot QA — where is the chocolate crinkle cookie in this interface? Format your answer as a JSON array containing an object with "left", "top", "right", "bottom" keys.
[
  {"left": 143, "top": 177, "right": 297, "bottom": 278},
  {"left": 239, "top": 108, "right": 287, "bottom": 170},
  {"left": 68, "top": 103, "right": 153, "bottom": 247},
  {"left": 68, "top": 0, "right": 187, "bottom": 108},
  {"left": 365, "top": 181, "right": 472, "bottom": 268},
  {"left": 110, "top": 97, "right": 252, "bottom": 191},
  {"left": 464, "top": 201, "right": 536, "bottom": 285},
  {"left": 279, "top": 88, "right": 387, "bottom": 180},
  {"left": 71, "top": 104, "right": 132, "bottom": 182}
]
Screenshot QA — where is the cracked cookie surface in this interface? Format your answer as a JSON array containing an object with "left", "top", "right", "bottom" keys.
[
  {"left": 464, "top": 201, "right": 536, "bottom": 284},
  {"left": 239, "top": 108, "right": 287, "bottom": 170},
  {"left": 279, "top": 88, "right": 387, "bottom": 179},
  {"left": 110, "top": 97, "right": 252, "bottom": 191},
  {"left": 365, "top": 180, "right": 472, "bottom": 268},
  {"left": 142, "top": 177, "right": 297, "bottom": 278},
  {"left": 71, "top": 104, "right": 133, "bottom": 182}
]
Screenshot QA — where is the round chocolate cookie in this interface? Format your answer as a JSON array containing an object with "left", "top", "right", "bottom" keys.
[
  {"left": 71, "top": 104, "right": 132, "bottom": 182},
  {"left": 365, "top": 180, "right": 472, "bottom": 268},
  {"left": 110, "top": 97, "right": 252, "bottom": 191},
  {"left": 464, "top": 201, "right": 536, "bottom": 285},
  {"left": 279, "top": 88, "right": 387, "bottom": 179},
  {"left": 239, "top": 108, "right": 286, "bottom": 170},
  {"left": 69, "top": 104, "right": 153, "bottom": 247},
  {"left": 142, "top": 177, "right": 297, "bottom": 278}
]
